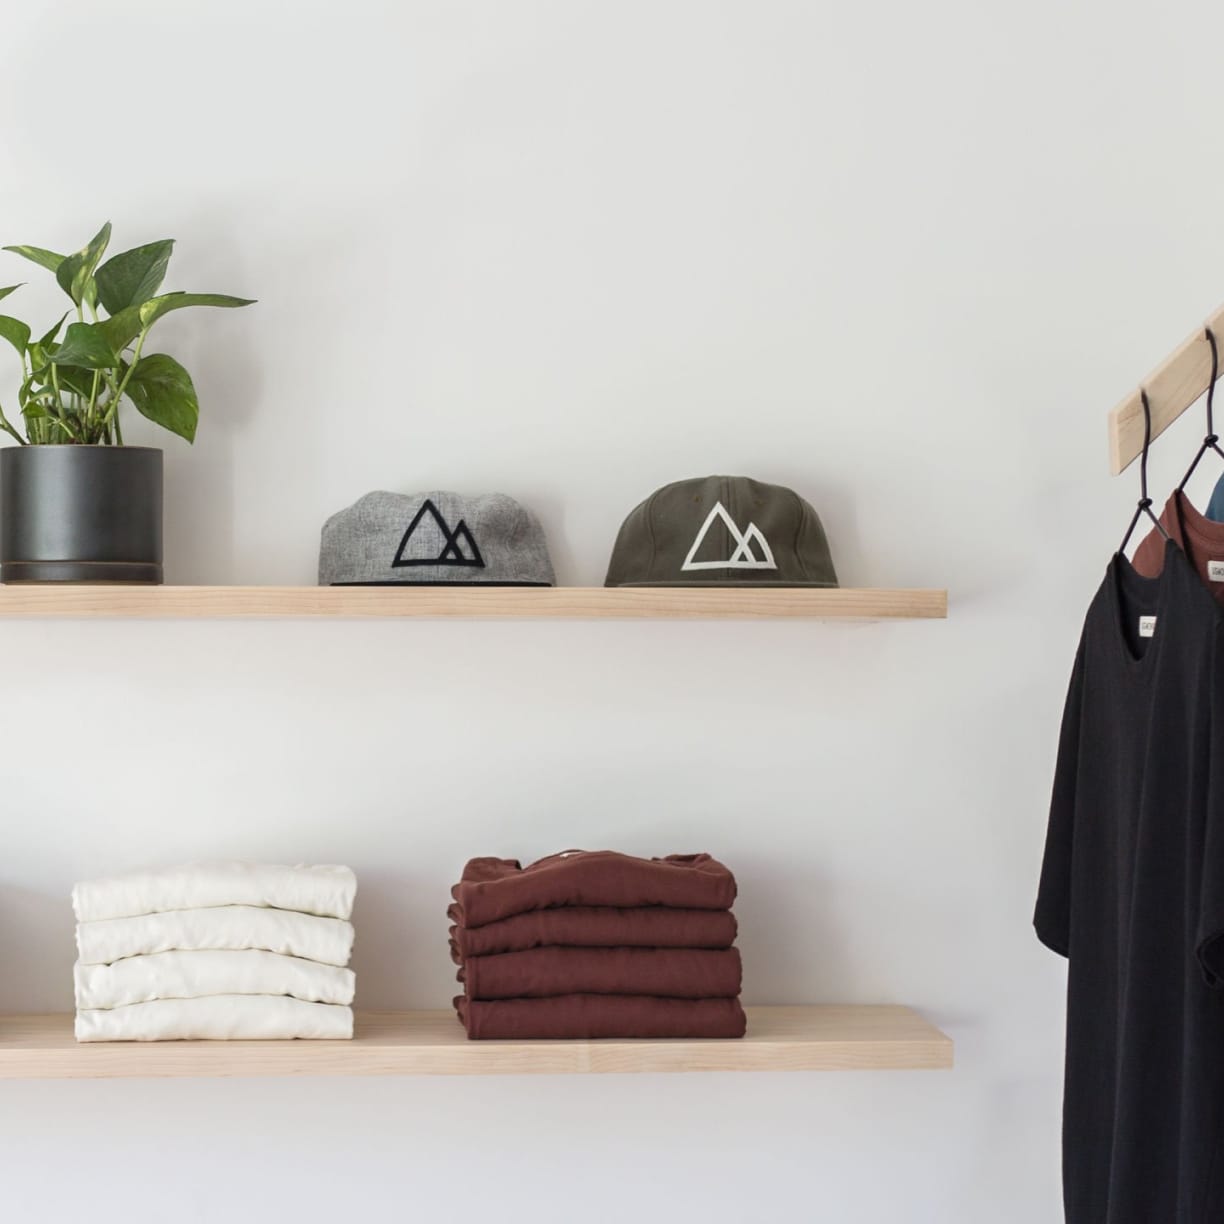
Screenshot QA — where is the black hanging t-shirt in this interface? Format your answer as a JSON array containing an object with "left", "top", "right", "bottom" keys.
[{"left": 1036, "top": 540, "right": 1224, "bottom": 1222}]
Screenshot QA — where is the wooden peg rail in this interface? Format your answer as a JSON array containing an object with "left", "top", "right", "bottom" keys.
[{"left": 1109, "top": 302, "right": 1224, "bottom": 475}]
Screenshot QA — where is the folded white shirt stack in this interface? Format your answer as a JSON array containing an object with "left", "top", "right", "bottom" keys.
[{"left": 73, "top": 862, "right": 357, "bottom": 1042}]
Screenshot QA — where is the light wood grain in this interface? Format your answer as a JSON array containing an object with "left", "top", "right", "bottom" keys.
[
  {"left": 0, "top": 585, "right": 948, "bottom": 620},
  {"left": 0, "top": 1006, "right": 952, "bottom": 1078},
  {"left": 1108, "top": 302, "right": 1224, "bottom": 474}
]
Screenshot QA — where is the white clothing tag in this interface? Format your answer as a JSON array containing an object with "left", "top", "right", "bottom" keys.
[
  {"left": 1208, "top": 561, "right": 1224, "bottom": 582},
  {"left": 1139, "top": 616, "right": 1157, "bottom": 638}
]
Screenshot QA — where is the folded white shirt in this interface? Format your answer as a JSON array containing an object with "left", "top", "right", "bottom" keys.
[
  {"left": 75, "top": 949, "right": 356, "bottom": 1010},
  {"left": 76, "top": 906, "right": 354, "bottom": 968},
  {"left": 72, "top": 861, "right": 357, "bottom": 922},
  {"left": 74, "top": 995, "right": 354, "bottom": 1041}
]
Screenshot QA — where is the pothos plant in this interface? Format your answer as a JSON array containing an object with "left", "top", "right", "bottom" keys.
[{"left": 0, "top": 222, "right": 254, "bottom": 446}]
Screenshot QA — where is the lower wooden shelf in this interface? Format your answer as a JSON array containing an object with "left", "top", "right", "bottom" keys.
[{"left": 0, "top": 1005, "right": 952, "bottom": 1079}]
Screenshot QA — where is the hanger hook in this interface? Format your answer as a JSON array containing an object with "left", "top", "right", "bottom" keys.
[
  {"left": 1139, "top": 388, "right": 1154, "bottom": 507},
  {"left": 1119, "top": 387, "right": 1170, "bottom": 554},
  {"left": 1207, "top": 326, "right": 1219, "bottom": 442}
]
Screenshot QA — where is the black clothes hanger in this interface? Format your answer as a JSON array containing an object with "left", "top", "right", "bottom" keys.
[
  {"left": 1177, "top": 327, "right": 1224, "bottom": 491},
  {"left": 1120, "top": 389, "right": 1172, "bottom": 555}
]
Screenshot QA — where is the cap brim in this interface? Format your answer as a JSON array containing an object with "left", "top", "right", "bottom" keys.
[{"left": 329, "top": 580, "right": 553, "bottom": 587}]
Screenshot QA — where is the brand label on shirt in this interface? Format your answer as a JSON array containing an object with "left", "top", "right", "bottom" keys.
[
  {"left": 1139, "top": 616, "right": 1157, "bottom": 638},
  {"left": 1208, "top": 561, "right": 1224, "bottom": 582}
]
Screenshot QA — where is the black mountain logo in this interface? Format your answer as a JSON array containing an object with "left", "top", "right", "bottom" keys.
[{"left": 392, "top": 499, "right": 485, "bottom": 568}]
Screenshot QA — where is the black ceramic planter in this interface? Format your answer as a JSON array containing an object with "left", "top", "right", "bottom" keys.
[{"left": 0, "top": 446, "right": 163, "bottom": 583}]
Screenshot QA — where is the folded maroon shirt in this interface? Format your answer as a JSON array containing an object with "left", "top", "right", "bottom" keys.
[
  {"left": 456, "top": 946, "right": 742, "bottom": 1000},
  {"left": 454, "top": 993, "right": 748, "bottom": 1039},
  {"left": 447, "top": 904, "right": 738, "bottom": 957},
  {"left": 452, "top": 851, "right": 737, "bottom": 927}
]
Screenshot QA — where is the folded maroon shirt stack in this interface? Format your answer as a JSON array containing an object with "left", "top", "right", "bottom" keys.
[{"left": 449, "top": 850, "right": 746, "bottom": 1040}]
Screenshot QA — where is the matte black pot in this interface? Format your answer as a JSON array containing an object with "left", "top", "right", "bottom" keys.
[{"left": 0, "top": 446, "right": 163, "bottom": 583}]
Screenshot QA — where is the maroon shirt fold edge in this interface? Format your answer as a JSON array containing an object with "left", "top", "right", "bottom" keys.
[
  {"left": 454, "top": 993, "right": 748, "bottom": 1039},
  {"left": 456, "top": 946, "right": 743, "bottom": 1000},
  {"left": 447, "top": 904, "right": 738, "bottom": 956},
  {"left": 452, "top": 851, "right": 737, "bottom": 927}
]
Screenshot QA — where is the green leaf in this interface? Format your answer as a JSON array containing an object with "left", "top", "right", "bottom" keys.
[
  {"left": 95, "top": 240, "right": 174, "bottom": 315},
  {"left": 3, "top": 245, "right": 64, "bottom": 273},
  {"left": 0, "top": 283, "right": 23, "bottom": 303},
  {"left": 55, "top": 222, "right": 112, "bottom": 306},
  {"left": 48, "top": 322, "right": 119, "bottom": 370},
  {"left": 0, "top": 315, "right": 30, "bottom": 358},
  {"left": 139, "top": 291, "right": 255, "bottom": 327},
  {"left": 124, "top": 353, "right": 198, "bottom": 442},
  {"left": 38, "top": 311, "right": 70, "bottom": 347},
  {"left": 97, "top": 304, "right": 143, "bottom": 352}
]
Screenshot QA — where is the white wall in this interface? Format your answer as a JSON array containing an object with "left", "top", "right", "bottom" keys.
[{"left": 2, "top": 2, "right": 1222, "bottom": 1219}]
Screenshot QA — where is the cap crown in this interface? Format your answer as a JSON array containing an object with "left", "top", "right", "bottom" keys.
[
  {"left": 605, "top": 476, "right": 837, "bottom": 587},
  {"left": 319, "top": 491, "right": 555, "bottom": 586}
]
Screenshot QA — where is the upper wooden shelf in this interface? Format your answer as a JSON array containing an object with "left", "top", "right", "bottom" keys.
[
  {"left": 0, "top": 585, "right": 947, "bottom": 620},
  {"left": 0, "top": 1006, "right": 952, "bottom": 1078}
]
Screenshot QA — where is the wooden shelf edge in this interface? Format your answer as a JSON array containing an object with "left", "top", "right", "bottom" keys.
[
  {"left": 0, "top": 1005, "right": 953, "bottom": 1079},
  {"left": 0, "top": 586, "right": 948, "bottom": 621}
]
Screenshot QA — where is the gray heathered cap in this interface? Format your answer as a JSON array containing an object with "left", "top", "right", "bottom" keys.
[{"left": 319, "top": 491, "right": 555, "bottom": 586}]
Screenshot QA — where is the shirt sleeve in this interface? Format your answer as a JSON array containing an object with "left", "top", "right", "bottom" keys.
[
  {"left": 1196, "top": 624, "right": 1224, "bottom": 987},
  {"left": 1034, "top": 637, "right": 1086, "bottom": 958}
]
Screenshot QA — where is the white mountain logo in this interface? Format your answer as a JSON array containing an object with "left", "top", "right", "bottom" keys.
[{"left": 681, "top": 501, "right": 777, "bottom": 571}]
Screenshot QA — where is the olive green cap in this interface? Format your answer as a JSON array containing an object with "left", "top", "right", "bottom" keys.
[{"left": 604, "top": 475, "right": 838, "bottom": 587}]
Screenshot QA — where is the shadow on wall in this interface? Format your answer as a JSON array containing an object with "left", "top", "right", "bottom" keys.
[
  {"left": 162, "top": 436, "right": 237, "bottom": 585},
  {"left": 526, "top": 489, "right": 577, "bottom": 586},
  {"left": 350, "top": 865, "right": 459, "bottom": 1010},
  {"left": 0, "top": 880, "right": 74, "bottom": 1012},
  {"left": 732, "top": 852, "right": 856, "bottom": 1003},
  {"left": 151, "top": 206, "right": 263, "bottom": 585}
]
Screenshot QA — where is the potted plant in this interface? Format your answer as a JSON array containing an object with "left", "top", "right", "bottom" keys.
[{"left": 0, "top": 222, "right": 253, "bottom": 582}]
